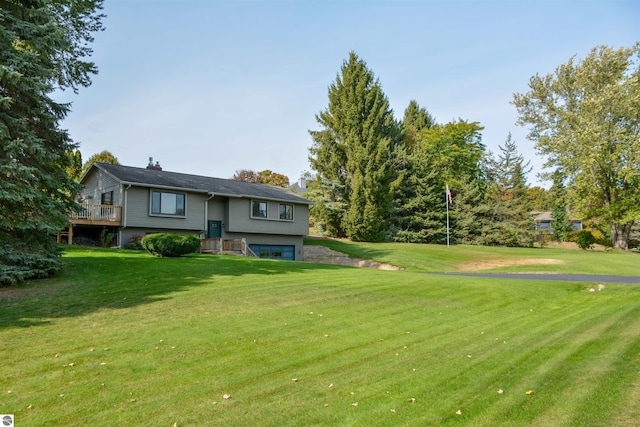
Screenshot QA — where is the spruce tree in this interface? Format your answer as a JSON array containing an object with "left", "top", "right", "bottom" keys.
[
  {"left": 483, "top": 134, "right": 535, "bottom": 247},
  {"left": 549, "top": 171, "right": 573, "bottom": 242},
  {"left": 389, "top": 145, "right": 446, "bottom": 243},
  {"left": 451, "top": 177, "right": 493, "bottom": 245},
  {"left": 308, "top": 52, "right": 398, "bottom": 241},
  {"left": 1, "top": 0, "right": 104, "bottom": 284},
  {"left": 401, "top": 100, "right": 436, "bottom": 150}
]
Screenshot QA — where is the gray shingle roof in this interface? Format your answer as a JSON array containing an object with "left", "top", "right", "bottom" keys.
[{"left": 92, "top": 163, "right": 312, "bottom": 204}]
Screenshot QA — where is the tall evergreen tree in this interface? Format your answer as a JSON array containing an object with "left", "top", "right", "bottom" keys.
[
  {"left": 401, "top": 100, "right": 436, "bottom": 150},
  {"left": 451, "top": 176, "right": 493, "bottom": 245},
  {"left": 389, "top": 145, "right": 446, "bottom": 243},
  {"left": 308, "top": 52, "right": 398, "bottom": 241},
  {"left": 1, "top": 0, "right": 104, "bottom": 284},
  {"left": 548, "top": 170, "right": 573, "bottom": 242},
  {"left": 482, "top": 134, "right": 535, "bottom": 247}
]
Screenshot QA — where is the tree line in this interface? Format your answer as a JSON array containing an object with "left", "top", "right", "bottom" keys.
[
  {"left": 307, "top": 48, "right": 640, "bottom": 250},
  {"left": 1, "top": 0, "right": 637, "bottom": 288}
]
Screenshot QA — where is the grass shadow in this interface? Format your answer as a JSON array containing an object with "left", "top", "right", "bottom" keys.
[{"left": 0, "top": 247, "right": 350, "bottom": 329}]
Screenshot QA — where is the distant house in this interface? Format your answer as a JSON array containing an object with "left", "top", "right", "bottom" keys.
[
  {"left": 532, "top": 211, "right": 583, "bottom": 234},
  {"left": 288, "top": 177, "right": 309, "bottom": 195},
  {"left": 68, "top": 162, "right": 313, "bottom": 260}
]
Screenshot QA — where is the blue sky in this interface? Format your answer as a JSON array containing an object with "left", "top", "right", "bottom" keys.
[{"left": 59, "top": 0, "right": 639, "bottom": 187}]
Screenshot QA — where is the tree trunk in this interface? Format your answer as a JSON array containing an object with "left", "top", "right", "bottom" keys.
[{"left": 610, "top": 221, "right": 633, "bottom": 250}]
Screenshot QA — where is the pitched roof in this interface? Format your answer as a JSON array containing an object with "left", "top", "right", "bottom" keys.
[{"left": 89, "top": 163, "right": 313, "bottom": 204}]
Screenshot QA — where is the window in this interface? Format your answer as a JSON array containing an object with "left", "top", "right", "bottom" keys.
[
  {"left": 279, "top": 203, "right": 293, "bottom": 220},
  {"left": 151, "top": 190, "right": 185, "bottom": 216},
  {"left": 101, "top": 191, "right": 113, "bottom": 205},
  {"left": 252, "top": 200, "right": 267, "bottom": 218}
]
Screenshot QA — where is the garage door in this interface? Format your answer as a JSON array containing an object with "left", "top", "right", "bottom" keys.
[{"left": 249, "top": 244, "right": 295, "bottom": 260}]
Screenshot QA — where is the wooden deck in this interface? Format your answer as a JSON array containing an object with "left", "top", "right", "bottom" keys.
[
  {"left": 201, "top": 238, "right": 257, "bottom": 257},
  {"left": 70, "top": 203, "right": 122, "bottom": 226}
]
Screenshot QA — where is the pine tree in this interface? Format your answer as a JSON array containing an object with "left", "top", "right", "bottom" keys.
[
  {"left": 0, "top": 0, "right": 104, "bottom": 284},
  {"left": 451, "top": 177, "right": 493, "bottom": 245},
  {"left": 482, "top": 134, "right": 535, "bottom": 247},
  {"left": 308, "top": 52, "right": 398, "bottom": 241},
  {"left": 401, "top": 100, "right": 436, "bottom": 151},
  {"left": 389, "top": 145, "right": 446, "bottom": 243},
  {"left": 549, "top": 171, "right": 573, "bottom": 242}
]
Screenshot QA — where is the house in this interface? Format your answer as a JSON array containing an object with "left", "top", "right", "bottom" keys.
[
  {"left": 532, "top": 211, "right": 583, "bottom": 234},
  {"left": 69, "top": 162, "right": 313, "bottom": 260},
  {"left": 288, "top": 177, "right": 309, "bottom": 195}
]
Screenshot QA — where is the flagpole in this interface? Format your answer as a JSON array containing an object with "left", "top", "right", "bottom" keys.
[{"left": 446, "top": 184, "right": 450, "bottom": 247}]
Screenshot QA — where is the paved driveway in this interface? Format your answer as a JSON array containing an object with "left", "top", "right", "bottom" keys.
[{"left": 426, "top": 272, "right": 640, "bottom": 284}]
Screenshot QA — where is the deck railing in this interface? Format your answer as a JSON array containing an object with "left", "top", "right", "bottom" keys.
[
  {"left": 70, "top": 203, "right": 122, "bottom": 225},
  {"left": 201, "top": 238, "right": 222, "bottom": 253},
  {"left": 202, "top": 238, "right": 256, "bottom": 257}
]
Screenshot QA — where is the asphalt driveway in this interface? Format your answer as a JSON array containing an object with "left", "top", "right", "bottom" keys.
[{"left": 426, "top": 272, "right": 640, "bottom": 284}]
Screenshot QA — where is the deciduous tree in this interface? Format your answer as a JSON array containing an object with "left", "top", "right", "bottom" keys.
[
  {"left": 232, "top": 169, "right": 290, "bottom": 187},
  {"left": 513, "top": 44, "right": 640, "bottom": 250},
  {"left": 82, "top": 150, "right": 118, "bottom": 174}
]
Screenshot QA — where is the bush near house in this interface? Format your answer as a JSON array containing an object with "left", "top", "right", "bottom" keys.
[
  {"left": 0, "top": 232, "right": 63, "bottom": 286},
  {"left": 574, "top": 230, "right": 596, "bottom": 250},
  {"left": 140, "top": 233, "right": 200, "bottom": 257},
  {"left": 124, "top": 233, "right": 144, "bottom": 250}
]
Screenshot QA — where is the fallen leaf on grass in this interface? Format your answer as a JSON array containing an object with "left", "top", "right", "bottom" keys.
[
  {"left": 223, "top": 394, "right": 231, "bottom": 400},
  {"left": 526, "top": 390, "right": 534, "bottom": 395},
  {"left": 456, "top": 410, "right": 462, "bottom": 415},
  {"left": 407, "top": 398, "right": 416, "bottom": 403},
  {"left": 352, "top": 402, "right": 358, "bottom": 407},
  {"left": 292, "top": 378, "right": 299, "bottom": 382},
  {"left": 497, "top": 389, "right": 504, "bottom": 395},
  {"left": 324, "top": 403, "right": 329, "bottom": 407}
]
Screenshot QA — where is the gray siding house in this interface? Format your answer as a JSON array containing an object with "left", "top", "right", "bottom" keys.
[{"left": 73, "top": 163, "right": 313, "bottom": 260}]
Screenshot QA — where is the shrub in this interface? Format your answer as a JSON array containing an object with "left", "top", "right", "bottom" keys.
[
  {"left": 141, "top": 233, "right": 200, "bottom": 257},
  {"left": 99, "top": 228, "right": 117, "bottom": 248},
  {"left": 574, "top": 230, "right": 596, "bottom": 250},
  {"left": 0, "top": 230, "right": 63, "bottom": 286},
  {"left": 124, "top": 233, "right": 144, "bottom": 250}
]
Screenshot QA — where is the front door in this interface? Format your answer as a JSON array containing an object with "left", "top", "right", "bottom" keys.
[{"left": 207, "top": 220, "right": 222, "bottom": 238}]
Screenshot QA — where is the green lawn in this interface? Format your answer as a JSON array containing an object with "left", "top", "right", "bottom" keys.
[
  {"left": 304, "top": 238, "right": 640, "bottom": 276},
  {"left": 1, "top": 244, "right": 639, "bottom": 426}
]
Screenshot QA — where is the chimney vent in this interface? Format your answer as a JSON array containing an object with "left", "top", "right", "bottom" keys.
[{"left": 146, "top": 157, "right": 163, "bottom": 171}]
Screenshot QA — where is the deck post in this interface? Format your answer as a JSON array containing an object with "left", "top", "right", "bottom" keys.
[{"left": 67, "top": 224, "right": 73, "bottom": 245}]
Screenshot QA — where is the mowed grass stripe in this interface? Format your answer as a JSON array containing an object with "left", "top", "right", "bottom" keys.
[
  {"left": 1, "top": 247, "right": 639, "bottom": 426},
  {"left": 471, "top": 303, "right": 640, "bottom": 426}
]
